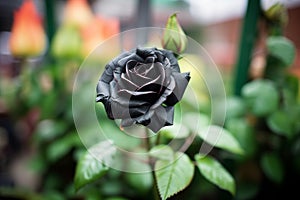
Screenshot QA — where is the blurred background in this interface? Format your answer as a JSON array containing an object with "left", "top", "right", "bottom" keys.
[
  {"left": 1, "top": 0, "right": 300, "bottom": 71},
  {"left": 0, "top": 0, "right": 300, "bottom": 199}
]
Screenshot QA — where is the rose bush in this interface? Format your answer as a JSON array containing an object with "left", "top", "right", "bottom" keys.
[{"left": 96, "top": 47, "right": 190, "bottom": 132}]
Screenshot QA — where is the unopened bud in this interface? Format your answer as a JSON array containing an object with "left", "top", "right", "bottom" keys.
[{"left": 162, "top": 13, "right": 187, "bottom": 54}]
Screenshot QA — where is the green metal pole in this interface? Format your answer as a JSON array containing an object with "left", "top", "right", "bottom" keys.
[
  {"left": 45, "top": 0, "right": 56, "bottom": 45},
  {"left": 233, "top": 0, "right": 261, "bottom": 95}
]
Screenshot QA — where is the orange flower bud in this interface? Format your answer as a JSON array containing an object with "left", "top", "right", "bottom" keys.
[
  {"left": 80, "top": 15, "right": 119, "bottom": 58},
  {"left": 63, "top": 0, "right": 94, "bottom": 27},
  {"left": 9, "top": 0, "right": 47, "bottom": 58}
]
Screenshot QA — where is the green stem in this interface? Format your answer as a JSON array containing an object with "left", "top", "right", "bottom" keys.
[
  {"left": 233, "top": 0, "right": 261, "bottom": 95},
  {"left": 45, "top": 0, "right": 56, "bottom": 45},
  {"left": 145, "top": 128, "right": 160, "bottom": 200}
]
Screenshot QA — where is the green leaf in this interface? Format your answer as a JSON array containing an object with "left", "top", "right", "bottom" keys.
[
  {"left": 162, "top": 13, "right": 187, "bottom": 54},
  {"left": 183, "top": 113, "right": 211, "bottom": 132},
  {"left": 105, "top": 198, "right": 129, "bottom": 200},
  {"left": 101, "top": 123, "right": 141, "bottom": 149},
  {"left": 226, "top": 119, "right": 256, "bottom": 157},
  {"left": 242, "top": 79, "right": 279, "bottom": 116},
  {"left": 149, "top": 145, "right": 174, "bottom": 161},
  {"left": 261, "top": 153, "right": 284, "bottom": 183},
  {"left": 74, "top": 140, "right": 116, "bottom": 191},
  {"left": 198, "top": 125, "right": 244, "bottom": 155},
  {"left": 195, "top": 154, "right": 235, "bottom": 195},
  {"left": 125, "top": 171, "right": 152, "bottom": 194},
  {"left": 155, "top": 152, "right": 194, "bottom": 200},
  {"left": 267, "top": 36, "right": 295, "bottom": 67},
  {"left": 267, "top": 110, "right": 294, "bottom": 138},
  {"left": 34, "top": 120, "right": 67, "bottom": 142},
  {"left": 125, "top": 152, "right": 153, "bottom": 193},
  {"left": 225, "top": 97, "right": 246, "bottom": 119},
  {"left": 47, "top": 132, "right": 81, "bottom": 162},
  {"left": 160, "top": 124, "right": 189, "bottom": 139}
]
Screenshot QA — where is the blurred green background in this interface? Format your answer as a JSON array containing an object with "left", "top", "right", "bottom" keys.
[{"left": 0, "top": 0, "right": 300, "bottom": 199}]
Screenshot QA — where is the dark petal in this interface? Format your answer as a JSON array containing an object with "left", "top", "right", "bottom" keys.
[
  {"left": 126, "top": 63, "right": 151, "bottom": 86},
  {"left": 136, "top": 47, "right": 157, "bottom": 59},
  {"left": 136, "top": 106, "right": 174, "bottom": 132},
  {"left": 102, "top": 99, "right": 130, "bottom": 119},
  {"left": 155, "top": 51, "right": 165, "bottom": 63},
  {"left": 145, "top": 56, "right": 156, "bottom": 63},
  {"left": 119, "top": 89, "right": 158, "bottom": 105},
  {"left": 164, "top": 106, "right": 174, "bottom": 126},
  {"left": 164, "top": 72, "right": 191, "bottom": 106},
  {"left": 117, "top": 53, "right": 144, "bottom": 68},
  {"left": 100, "top": 62, "right": 116, "bottom": 83},
  {"left": 121, "top": 118, "right": 135, "bottom": 127},
  {"left": 143, "top": 63, "right": 155, "bottom": 77},
  {"left": 135, "top": 110, "right": 154, "bottom": 126},
  {"left": 136, "top": 63, "right": 166, "bottom": 95},
  {"left": 162, "top": 50, "right": 180, "bottom": 72},
  {"left": 103, "top": 99, "right": 124, "bottom": 119},
  {"left": 109, "top": 80, "right": 118, "bottom": 99},
  {"left": 132, "top": 72, "right": 152, "bottom": 86},
  {"left": 128, "top": 99, "right": 151, "bottom": 107},
  {"left": 129, "top": 105, "right": 150, "bottom": 118},
  {"left": 144, "top": 63, "right": 165, "bottom": 84},
  {"left": 137, "top": 74, "right": 161, "bottom": 91},
  {"left": 119, "top": 89, "right": 156, "bottom": 96},
  {"left": 118, "top": 73, "right": 139, "bottom": 91},
  {"left": 96, "top": 81, "right": 110, "bottom": 102},
  {"left": 113, "top": 69, "right": 122, "bottom": 83},
  {"left": 135, "top": 63, "right": 151, "bottom": 75},
  {"left": 100, "top": 51, "right": 132, "bottom": 83},
  {"left": 126, "top": 60, "right": 138, "bottom": 71},
  {"left": 150, "top": 74, "right": 175, "bottom": 109}
]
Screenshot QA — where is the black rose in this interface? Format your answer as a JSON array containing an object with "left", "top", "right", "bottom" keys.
[{"left": 96, "top": 47, "right": 190, "bottom": 132}]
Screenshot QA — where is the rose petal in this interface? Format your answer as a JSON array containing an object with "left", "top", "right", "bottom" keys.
[
  {"left": 119, "top": 89, "right": 156, "bottom": 96},
  {"left": 126, "top": 63, "right": 151, "bottom": 86},
  {"left": 117, "top": 52, "right": 143, "bottom": 68},
  {"left": 118, "top": 73, "right": 139, "bottom": 91},
  {"left": 136, "top": 47, "right": 156, "bottom": 59},
  {"left": 149, "top": 74, "right": 175, "bottom": 109},
  {"left": 96, "top": 47, "right": 190, "bottom": 132},
  {"left": 99, "top": 51, "right": 133, "bottom": 83},
  {"left": 137, "top": 74, "right": 161, "bottom": 89},
  {"left": 117, "top": 89, "right": 157, "bottom": 106},
  {"left": 103, "top": 99, "right": 130, "bottom": 119},
  {"left": 163, "top": 50, "right": 180, "bottom": 72},
  {"left": 136, "top": 105, "right": 174, "bottom": 132},
  {"left": 145, "top": 56, "right": 155, "bottom": 63},
  {"left": 129, "top": 105, "right": 150, "bottom": 118},
  {"left": 96, "top": 81, "right": 110, "bottom": 102},
  {"left": 144, "top": 62, "right": 165, "bottom": 84},
  {"left": 164, "top": 72, "right": 190, "bottom": 106},
  {"left": 121, "top": 118, "right": 135, "bottom": 127}
]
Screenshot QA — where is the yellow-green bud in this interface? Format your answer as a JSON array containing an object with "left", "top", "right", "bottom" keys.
[
  {"left": 265, "top": 3, "right": 288, "bottom": 27},
  {"left": 162, "top": 13, "right": 187, "bottom": 54}
]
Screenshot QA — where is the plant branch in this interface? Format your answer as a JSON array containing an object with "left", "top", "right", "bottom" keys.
[{"left": 145, "top": 128, "right": 160, "bottom": 200}]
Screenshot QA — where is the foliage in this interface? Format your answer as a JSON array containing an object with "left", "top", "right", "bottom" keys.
[{"left": 0, "top": 1, "right": 299, "bottom": 200}]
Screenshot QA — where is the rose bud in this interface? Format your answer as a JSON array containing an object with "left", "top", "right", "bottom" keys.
[
  {"left": 265, "top": 3, "right": 288, "bottom": 27},
  {"left": 51, "top": 26, "right": 82, "bottom": 59},
  {"left": 9, "top": 0, "right": 47, "bottom": 58},
  {"left": 80, "top": 15, "right": 120, "bottom": 58},
  {"left": 63, "top": 0, "right": 94, "bottom": 27},
  {"left": 162, "top": 13, "right": 187, "bottom": 54},
  {"left": 96, "top": 47, "right": 190, "bottom": 132}
]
